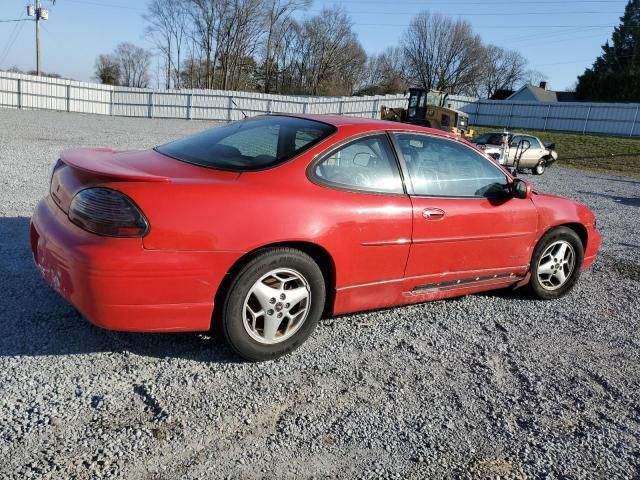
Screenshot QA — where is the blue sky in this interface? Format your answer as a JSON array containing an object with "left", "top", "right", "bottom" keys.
[{"left": 0, "top": 0, "right": 628, "bottom": 91}]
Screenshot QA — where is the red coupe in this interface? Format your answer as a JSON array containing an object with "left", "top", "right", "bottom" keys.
[{"left": 31, "top": 115, "right": 601, "bottom": 361}]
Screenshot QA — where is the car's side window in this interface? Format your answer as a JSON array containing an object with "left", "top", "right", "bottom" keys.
[
  {"left": 510, "top": 135, "right": 523, "bottom": 147},
  {"left": 312, "top": 134, "right": 403, "bottom": 194},
  {"left": 524, "top": 136, "right": 542, "bottom": 149},
  {"left": 394, "top": 133, "right": 510, "bottom": 198}
]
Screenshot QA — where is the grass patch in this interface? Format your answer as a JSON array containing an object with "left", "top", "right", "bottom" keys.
[{"left": 472, "top": 126, "right": 640, "bottom": 178}]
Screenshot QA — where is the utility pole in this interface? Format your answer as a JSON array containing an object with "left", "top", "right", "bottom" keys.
[
  {"left": 27, "top": 1, "right": 49, "bottom": 76},
  {"left": 36, "top": 0, "right": 41, "bottom": 75}
]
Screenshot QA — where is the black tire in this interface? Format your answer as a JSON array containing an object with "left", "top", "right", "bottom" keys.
[
  {"left": 529, "top": 227, "right": 584, "bottom": 300},
  {"left": 533, "top": 159, "right": 546, "bottom": 175},
  {"left": 220, "top": 248, "right": 326, "bottom": 362}
]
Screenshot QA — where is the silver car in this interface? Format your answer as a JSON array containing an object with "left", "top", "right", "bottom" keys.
[{"left": 472, "top": 132, "right": 558, "bottom": 175}]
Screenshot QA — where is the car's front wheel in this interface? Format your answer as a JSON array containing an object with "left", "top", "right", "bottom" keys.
[
  {"left": 529, "top": 227, "right": 584, "bottom": 300},
  {"left": 220, "top": 248, "right": 326, "bottom": 361}
]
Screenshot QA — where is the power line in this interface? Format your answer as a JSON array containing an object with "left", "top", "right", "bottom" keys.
[
  {"left": 64, "top": 0, "right": 143, "bottom": 10},
  {"left": 530, "top": 54, "right": 635, "bottom": 66},
  {"left": 0, "top": 5, "right": 28, "bottom": 66},
  {"left": 352, "top": 23, "right": 620, "bottom": 27},
  {"left": 0, "top": 19, "right": 33, "bottom": 23},
  {"left": 0, "top": 20, "right": 27, "bottom": 66},
  {"left": 501, "top": 25, "right": 606, "bottom": 42},
  {"left": 328, "top": 0, "right": 626, "bottom": 3},
  {"left": 309, "top": 10, "right": 624, "bottom": 16}
]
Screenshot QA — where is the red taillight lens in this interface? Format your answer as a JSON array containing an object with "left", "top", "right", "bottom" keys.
[{"left": 68, "top": 187, "right": 149, "bottom": 237}]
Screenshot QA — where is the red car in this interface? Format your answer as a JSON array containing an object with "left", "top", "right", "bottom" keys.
[{"left": 31, "top": 115, "right": 601, "bottom": 361}]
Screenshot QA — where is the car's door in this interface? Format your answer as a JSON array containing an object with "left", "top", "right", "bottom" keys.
[
  {"left": 391, "top": 132, "right": 539, "bottom": 288},
  {"left": 309, "top": 133, "right": 413, "bottom": 313},
  {"left": 508, "top": 135, "right": 543, "bottom": 167},
  {"left": 521, "top": 136, "right": 545, "bottom": 167}
]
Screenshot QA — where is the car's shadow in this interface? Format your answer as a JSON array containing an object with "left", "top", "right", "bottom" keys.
[
  {"left": 0, "top": 216, "right": 239, "bottom": 363},
  {"left": 577, "top": 191, "right": 640, "bottom": 207}
]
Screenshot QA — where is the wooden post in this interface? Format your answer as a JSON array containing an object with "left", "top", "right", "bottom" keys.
[
  {"left": 302, "top": 102, "right": 307, "bottom": 114},
  {"left": 338, "top": 100, "right": 344, "bottom": 115},
  {"left": 186, "top": 93, "right": 192, "bottom": 120},
  {"left": 582, "top": 105, "right": 591, "bottom": 134},
  {"left": 66, "top": 85, "right": 71, "bottom": 112},
  {"left": 372, "top": 99, "right": 380, "bottom": 119},
  {"left": 267, "top": 99, "right": 273, "bottom": 115},
  {"left": 227, "top": 95, "right": 233, "bottom": 122},
  {"left": 109, "top": 89, "right": 114, "bottom": 116},
  {"left": 474, "top": 100, "right": 480, "bottom": 125}
]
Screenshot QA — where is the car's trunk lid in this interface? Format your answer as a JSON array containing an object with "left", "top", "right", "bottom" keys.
[{"left": 51, "top": 148, "right": 239, "bottom": 213}]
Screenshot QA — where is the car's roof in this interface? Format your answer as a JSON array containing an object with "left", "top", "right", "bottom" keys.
[{"left": 280, "top": 113, "right": 460, "bottom": 139}]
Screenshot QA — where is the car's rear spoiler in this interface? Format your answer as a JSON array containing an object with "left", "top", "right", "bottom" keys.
[{"left": 60, "top": 148, "right": 171, "bottom": 182}]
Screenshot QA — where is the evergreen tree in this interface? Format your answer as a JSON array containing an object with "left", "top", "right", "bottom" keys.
[{"left": 576, "top": 0, "right": 640, "bottom": 102}]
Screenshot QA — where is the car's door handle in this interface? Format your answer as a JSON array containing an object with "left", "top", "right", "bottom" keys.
[{"left": 422, "top": 208, "right": 445, "bottom": 220}]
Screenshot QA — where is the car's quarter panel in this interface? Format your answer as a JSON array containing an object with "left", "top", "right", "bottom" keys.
[{"left": 31, "top": 196, "right": 242, "bottom": 332}]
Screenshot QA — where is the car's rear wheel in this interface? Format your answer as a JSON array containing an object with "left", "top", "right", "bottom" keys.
[
  {"left": 220, "top": 248, "right": 325, "bottom": 361},
  {"left": 533, "top": 159, "right": 546, "bottom": 175},
  {"left": 529, "top": 227, "right": 584, "bottom": 300}
]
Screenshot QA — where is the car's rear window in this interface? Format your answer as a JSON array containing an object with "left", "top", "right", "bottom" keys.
[{"left": 155, "top": 115, "right": 336, "bottom": 171}]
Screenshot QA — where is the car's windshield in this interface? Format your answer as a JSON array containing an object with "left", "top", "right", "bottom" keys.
[{"left": 155, "top": 115, "right": 336, "bottom": 171}]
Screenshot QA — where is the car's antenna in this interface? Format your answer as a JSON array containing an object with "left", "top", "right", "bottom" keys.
[{"left": 230, "top": 98, "right": 248, "bottom": 119}]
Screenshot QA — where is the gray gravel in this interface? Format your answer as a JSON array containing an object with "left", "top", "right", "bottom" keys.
[{"left": 1, "top": 108, "right": 639, "bottom": 479}]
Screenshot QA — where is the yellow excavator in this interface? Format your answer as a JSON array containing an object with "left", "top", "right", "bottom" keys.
[{"left": 381, "top": 88, "right": 474, "bottom": 140}]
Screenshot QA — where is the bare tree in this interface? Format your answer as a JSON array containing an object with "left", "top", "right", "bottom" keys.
[
  {"left": 524, "top": 69, "right": 547, "bottom": 87},
  {"left": 215, "top": 0, "right": 266, "bottom": 90},
  {"left": 292, "top": 7, "right": 366, "bottom": 95},
  {"left": 477, "top": 45, "right": 528, "bottom": 98},
  {"left": 261, "top": 0, "right": 310, "bottom": 92},
  {"left": 94, "top": 54, "right": 121, "bottom": 85},
  {"left": 144, "top": 0, "right": 189, "bottom": 89},
  {"left": 114, "top": 43, "right": 151, "bottom": 88},
  {"left": 187, "top": 0, "right": 216, "bottom": 88},
  {"left": 401, "top": 11, "right": 484, "bottom": 95},
  {"left": 360, "top": 46, "right": 407, "bottom": 94}
]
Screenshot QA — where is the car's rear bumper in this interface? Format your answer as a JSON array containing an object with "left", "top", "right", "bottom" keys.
[{"left": 30, "top": 196, "right": 242, "bottom": 332}]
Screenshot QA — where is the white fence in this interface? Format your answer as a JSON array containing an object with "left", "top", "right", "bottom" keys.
[
  {"left": 0, "top": 71, "right": 407, "bottom": 121},
  {"left": 1, "top": 71, "right": 638, "bottom": 137},
  {"left": 461, "top": 99, "right": 640, "bottom": 137}
]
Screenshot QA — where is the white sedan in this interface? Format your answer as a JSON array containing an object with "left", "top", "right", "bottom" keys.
[{"left": 473, "top": 131, "right": 558, "bottom": 175}]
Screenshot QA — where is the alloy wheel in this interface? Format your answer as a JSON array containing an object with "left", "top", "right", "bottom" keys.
[
  {"left": 536, "top": 240, "right": 575, "bottom": 290},
  {"left": 242, "top": 268, "right": 311, "bottom": 344}
]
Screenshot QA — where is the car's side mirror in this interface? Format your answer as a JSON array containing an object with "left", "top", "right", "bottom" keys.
[{"left": 512, "top": 178, "right": 531, "bottom": 199}]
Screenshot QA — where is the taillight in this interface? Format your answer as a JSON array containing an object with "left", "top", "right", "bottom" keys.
[{"left": 68, "top": 187, "right": 149, "bottom": 237}]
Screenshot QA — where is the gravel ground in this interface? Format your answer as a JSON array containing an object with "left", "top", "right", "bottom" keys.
[{"left": 1, "top": 109, "right": 639, "bottom": 479}]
